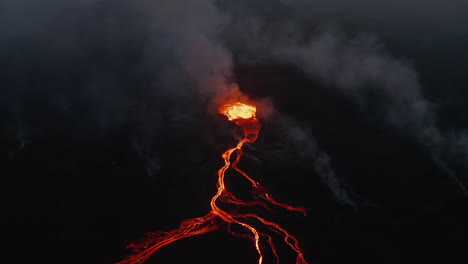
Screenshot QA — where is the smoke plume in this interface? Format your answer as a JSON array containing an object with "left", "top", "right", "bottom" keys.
[
  {"left": 220, "top": 0, "right": 468, "bottom": 194},
  {"left": 3, "top": 0, "right": 467, "bottom": 207}
]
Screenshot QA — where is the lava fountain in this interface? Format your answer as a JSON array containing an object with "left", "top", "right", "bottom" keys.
[{"left": 117, "top": 102, "right": 309, "bottom": 264}]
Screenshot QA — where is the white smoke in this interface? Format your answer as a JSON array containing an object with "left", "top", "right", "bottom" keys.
[{"left": 136, "top": 0, "right": 235, "bottom": 100}]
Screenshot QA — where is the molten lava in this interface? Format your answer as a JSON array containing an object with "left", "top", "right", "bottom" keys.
[
  {"left": 220, "top": 102, "right": 257, "bottom": 121},
  {"left": 117, "top": 102, "right": 308, "bottom": 264}
]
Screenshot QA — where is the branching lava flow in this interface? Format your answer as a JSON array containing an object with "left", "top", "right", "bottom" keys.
[{"left": 117, "top": 102, "right": 309, "bottom": 264}]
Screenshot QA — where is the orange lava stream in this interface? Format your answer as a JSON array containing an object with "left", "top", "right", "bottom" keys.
[{"left": 116, "top": 102, "right": 308, "bottom": 264}]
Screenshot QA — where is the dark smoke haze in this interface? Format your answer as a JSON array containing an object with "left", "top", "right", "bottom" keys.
[
  {"left": 4, "top": 0, "right": 468, "bottom": 197},
  {"left": 4, "top": 0, "right": 468, "bottom": 263}
]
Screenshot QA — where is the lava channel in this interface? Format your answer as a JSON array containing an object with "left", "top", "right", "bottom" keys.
[{"left": 117, "top": 102, "right": 309, "bottom": 264}]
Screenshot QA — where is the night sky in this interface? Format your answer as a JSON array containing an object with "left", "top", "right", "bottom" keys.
[{"left": 3, "top": 1, "right": 468, "bottom": 264}]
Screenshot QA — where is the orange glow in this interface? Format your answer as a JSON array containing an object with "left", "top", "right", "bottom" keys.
[
  {"left": 219, "top": 102, "right": 257, "bottom": 121},
  {"left": 116, "top": 101, "right": 308, "bottom": 264}
]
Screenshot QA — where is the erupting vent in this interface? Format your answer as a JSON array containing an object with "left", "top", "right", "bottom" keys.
[{"left": 117, "top": 102, "right": 309, "bottom": 264}]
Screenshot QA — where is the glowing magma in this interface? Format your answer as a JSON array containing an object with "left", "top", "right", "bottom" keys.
[
  {"left": 117, "top": 102, "right": 309, "bottom": 264},
  {"left": 220, "top": 102, "right": 257, "bottom": 121}
]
